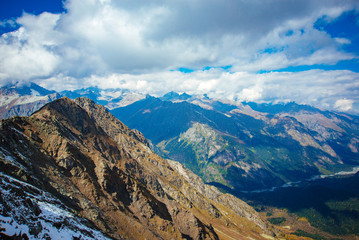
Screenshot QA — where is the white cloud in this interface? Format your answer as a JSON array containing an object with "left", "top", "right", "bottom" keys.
[
  {"left": 0, "top": 0, "right": 359, "bottom": 112},
  {"left": 335, "top": 37, "right": 351, "bottom": 45},
  {"left": 38, "top": 68, "right": 359, "bottom": 113},
  {"left": 237, "top": 85, "right": 263, "bottom": 102},
  {"left": 0, "top": 13, "right": 61, "bottom": 85},
  {"left": 334, "top": 99, "right": 354, "bottom": 111}
]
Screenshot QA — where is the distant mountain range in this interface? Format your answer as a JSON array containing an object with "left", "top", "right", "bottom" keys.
[
  {"left": 61, "top": 86, "right": 146, "bottom": 110},
  {"left": 1, "top": 83, "right": 359, "bottom": 194},
  {"left": 0, "top": 97, "right": 275, "bottom": 239},
  {"left": 110, "top": 94, "right": 359, "bottom": 192},
  {"left": 0, "top": 82, "right": 61, "bottom": 119}
]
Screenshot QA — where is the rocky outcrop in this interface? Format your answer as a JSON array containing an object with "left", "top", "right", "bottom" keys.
[
  {"left": 0, "top": 97, "right": 277, "bottom": 239},
  {"left": 74, "top": 97, "right": 151, "bottom": 149}
]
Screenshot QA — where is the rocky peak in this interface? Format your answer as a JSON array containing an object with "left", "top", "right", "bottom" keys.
[{"left": 74, "top": 97, "right": 151, "bottom": 149}]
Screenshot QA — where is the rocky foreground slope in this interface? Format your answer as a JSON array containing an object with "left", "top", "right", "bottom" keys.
[{"left": 0, "top": 97, "right": 278, "bottom": 239}]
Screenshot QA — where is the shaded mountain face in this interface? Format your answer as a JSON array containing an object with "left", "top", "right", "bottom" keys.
[
  {"left": 0, "top": 97, "right": 276, "bottom": 239},
  {"left": 110, "top": 94, "right": 359, "bottom": 192},
  {"left": 0, "top": 82, "right": 61, "bottom": 120}
]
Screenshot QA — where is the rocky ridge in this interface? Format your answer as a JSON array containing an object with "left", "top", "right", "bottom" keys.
[{"left": 0, "top": 97, "right": 277, "bottom": 239}]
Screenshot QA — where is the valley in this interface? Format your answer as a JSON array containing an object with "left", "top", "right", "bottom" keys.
[
  {"left": 240, "top": 171, "right": 359, "bottom": 240},
  {"left": 109, "top": 93, "right": 359, "bottom": 193}
]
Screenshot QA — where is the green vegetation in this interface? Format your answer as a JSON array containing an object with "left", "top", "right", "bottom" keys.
[
  {"left": 296, "top": 197, "right": 359, "bottom": 235},
  {"left": 293, "top": 229, "right": 326, "bottom": 240},
  {"left": 267, "top": 217, "right": 286, "bottom": 225},
  {"left": 243, "top": 173, "right": 359, "bottom": 237}
]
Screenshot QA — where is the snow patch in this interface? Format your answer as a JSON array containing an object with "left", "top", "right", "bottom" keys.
[
  {"left": 0, "top": 94, "right": 49, "bottom": 108},
  {"left": 0, "top": 147, "right": 27, "bottom": 170},
  {"left": 0, "top": 94, "right": 20, "bottom": 107},
  {"left": 0, "top": 148, "right": 16, "bottom": 164},
  {"left": 0, "top": 215, "right": 30, "bottom": 238},
  {"left": 38, "top": 201, "right": 74, "bottom": 219},
  {"left": 105, "top": 93, "right": 146, "bottom": 109},
  {"left": 0, "top": 173, "right": 111, "bottom": 240},
  {"left": 16, "top": 95, "right": 48, "bottom": 105},
  {"left": 99, "top": 90, "right": 124, "bottom": 100},
  {"left": 11, "top": 127, "right": 28, "bottom": 139},
  {"left": 30, "top": 89, "right": 40, "bottom": 96}
]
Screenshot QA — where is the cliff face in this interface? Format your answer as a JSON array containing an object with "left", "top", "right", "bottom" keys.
[{"left": 0, "top": 97, "right": 276, "bottom": 239}]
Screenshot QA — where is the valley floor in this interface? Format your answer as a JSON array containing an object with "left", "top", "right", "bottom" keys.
[{"left": 239, "top": 172, "right": 359, "bottom": 240}]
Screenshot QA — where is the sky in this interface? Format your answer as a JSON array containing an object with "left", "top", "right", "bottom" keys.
[{"left": 1, "top": 0, "right": 359, "bottom": 113}]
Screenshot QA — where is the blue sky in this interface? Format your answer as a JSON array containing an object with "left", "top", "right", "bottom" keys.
[
  {"left": 0, "top": 0, "right": 359, "bottom": 113},
  {"left": 0, "top": 0, "right": 63, "bottom": 18},
  {"left": 0, "top": 0, "right": 64, "bottom": 34}
]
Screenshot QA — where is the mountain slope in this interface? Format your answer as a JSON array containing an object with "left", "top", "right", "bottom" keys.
[
  {"left": 0, "top": 97, "right": 276, "bottom": 239},
  {"left": 111, "top": 96, "right": 246, "bottom": 144},
  {"left": 111, "top": 94, "right": 359, "bottom": 192},
  {"left": 0, "top": 82, "right": 61, "bottom": 119}
]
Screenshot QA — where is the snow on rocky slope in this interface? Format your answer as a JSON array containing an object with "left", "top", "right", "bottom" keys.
[{"left": 0, "top": 172, "right": 111, "bottom": 239}]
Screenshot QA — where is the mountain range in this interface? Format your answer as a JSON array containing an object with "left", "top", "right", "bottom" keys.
[
  {"left": 2, "top": 83, "right": 359, "bottom": 194},
  {"left": 0, "top": 96, "right": 277, "bottom": 239},
  {"left": 110, "top": 93, "right": 359, "bottom": 192},
  {"left": 0, "top": 82, "right": 61, "bottom": 120}
]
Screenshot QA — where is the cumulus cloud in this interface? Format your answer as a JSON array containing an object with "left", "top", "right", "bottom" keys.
[
  {"left": 334, "top": 99, "right": 354, "bottom": 111},
  {"left": 38, "top": 68, "right": 359, "bottom": 114},
  {"left": 0, "top": 0, "right": 359, "bottom": 112},
  {"left": 0, "top": 13, "right": 61, "bottom": 84}
]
